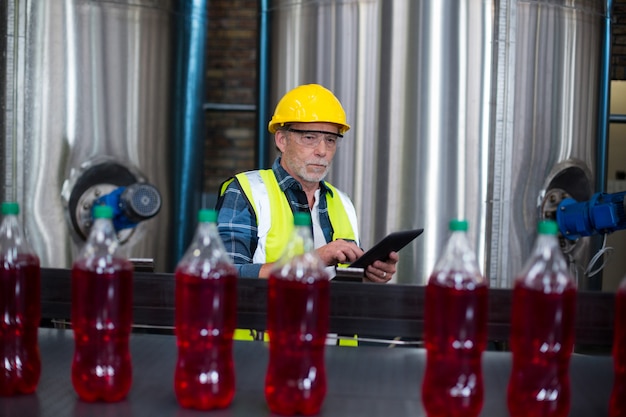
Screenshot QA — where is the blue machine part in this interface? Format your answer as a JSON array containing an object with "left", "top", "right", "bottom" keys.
[
  {"left": 556, "top": 191, "right": 626, "bottom": 240},
  {"left": 94, "top": 183, "right": 162, "bottom": 232}
]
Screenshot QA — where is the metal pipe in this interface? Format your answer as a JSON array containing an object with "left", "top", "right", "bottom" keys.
[
  {"left": 597, "top": 0, "right": 612, "bottom": 194},
  {"left": 588, "top": 0, "right": 613, "bottom": 291},
  {"left": 256, "top": 0, "right": 272, "bottom": 169},
  {"left": 171, "top": 0, "right": 208, "bottom": 269},
  {"left": 203, "top": 103, "right": 256, "bottom": 112},
  {"left": 610, "top": 114, "right": 626, "bottom": 124}
]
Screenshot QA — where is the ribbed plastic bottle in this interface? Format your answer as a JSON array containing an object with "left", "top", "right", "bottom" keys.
[
  {"left": 610, "top": 275, "right": 626, "bottom": 417},
  {"left": 422, "top": 219, "right": 488, "bottom": 417},
  {"left": 71, "top": 205, "right": 134, "bottom": 402},
  {"left": 174, "top": 209, "right": 238, "bottom": 410},
  {"left": 265, "top": 211, "right": 330, "bottom": 416},
  {"left": 0, "top": 202, "right": 41, "bottom": 396},
  {"left": 507, "top": 220, "right": 577, "bottom": 417}
]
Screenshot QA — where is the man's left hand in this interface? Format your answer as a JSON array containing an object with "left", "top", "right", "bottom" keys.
[{"left": 364, "top": 251, "right": 399, "bottom": 283}]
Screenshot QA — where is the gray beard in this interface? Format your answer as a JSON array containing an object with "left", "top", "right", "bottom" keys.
[{"left": 301, "top": 169, "right": 328, "bottom": 183}]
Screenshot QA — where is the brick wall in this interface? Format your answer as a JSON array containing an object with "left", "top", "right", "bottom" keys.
[
  {"left": 203, "top": 0, "right": 258, "bottom": 197},
  {"left": 614, "top": 0, "right": 626, "bottom": 80},
  {"left": 203, "top": 1, "right": 626, "bottom": 197}
]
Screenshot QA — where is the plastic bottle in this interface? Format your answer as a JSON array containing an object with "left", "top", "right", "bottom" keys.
[
  {"left": 422, "top": 219, "right": 488, "bottom": 417},
  {"left": 174, "top": 209, "right": 238, "bottom": 410},
  {"left": 265, "top": 211, "right": 330, "bottom": 416},
  {"left": 71, "top": 204, "right": 134, "bottom": 402},
  {"left": 0, "top": 202, "right": 41, "bottom": 396},
  {"left": 610, "top": 276, "right": 626, "bottom": 417},
  {"left": 507, "top": 219, "right": 577, "bottom": 417}
]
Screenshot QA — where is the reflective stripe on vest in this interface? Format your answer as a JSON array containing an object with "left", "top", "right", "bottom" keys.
[{"left": 234, "top": 170, "right": 359, "bottom": 262}]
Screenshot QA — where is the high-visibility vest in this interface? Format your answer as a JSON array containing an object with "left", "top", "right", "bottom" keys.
[
  {"left": 222, "top": 169, "right": 360, "bottom": 347},
  {"left": 222, "top": 169, "right": 359, "bottom": 261}
]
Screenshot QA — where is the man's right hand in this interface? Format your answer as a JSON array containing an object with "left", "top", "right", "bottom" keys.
[
  {"left": 258, "top": 240, "right": 364, "bottom": 279},
  {"left": 316, "top": 240, "right": 364, "bottom": 267}
]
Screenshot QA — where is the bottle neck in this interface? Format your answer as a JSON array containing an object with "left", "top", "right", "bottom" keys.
[
  {"left": 430, "top": 230, "right": 485, "bottom": 286},
  {"left": 533, "top": 234, "right": 566, "bottom": 263},
  {"left": 80, "top": 217, "right": 120, "bottom": 258},
  {"left": 272, "top": 223, "right": 326, "bottom": 279},
  {"left": 1, "top": 215, "right": 22, "bottom": 241},
  {"left": 438, "top": 231, "right": 478, "bottom": 267},
  {"left": 0, "top": 214, "right": 36, "bottom": 257},
  {"left": 193, "top": 222, "right": 219, "bottom": 246},
  {"left": 179, "top": 221, "right": 232, "bottom": 266},
  {"left": 291, "top": 225, "right": 315, "bottom": 255},
  {"left": 516, "top": 233, "right": 575, "bottom": 291}
]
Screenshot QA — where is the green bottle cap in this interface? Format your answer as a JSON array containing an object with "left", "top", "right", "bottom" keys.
[
  {"left": 449, "top": 219, "right": 468, "bottom": 232},
  {"left": 2, "top": 202, "right": 19, "bottom": 215},
  {"left": 198, "top": 209, "right": 217, "bottom": 223},
  {"left": 538, "top": 219, "right": 559, "bottom": 235},
  {"left": 294, "top": 211, "right": 312, "bottom": 226},
  {"left": 93, "top": 205, "right": 114, "bottom": 219}
]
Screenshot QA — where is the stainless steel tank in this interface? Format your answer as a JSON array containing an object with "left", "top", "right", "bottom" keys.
[
  {"left": 268, "top": 0, "right": 605, "bottom": 287},
  {"left": 497, "top": 0, "right": 604, "bottom": 290},
  {"left": 0, "top": 0, "right": 205, "bottom": 272}
]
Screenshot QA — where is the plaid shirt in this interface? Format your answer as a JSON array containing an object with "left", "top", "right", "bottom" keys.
[{"left": 216, "top": 157, "right": 337, "bottom": 278}]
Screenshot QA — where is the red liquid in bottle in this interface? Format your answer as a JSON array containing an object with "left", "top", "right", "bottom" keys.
[
  {"left": 174, "top": 267, "right": 237, "bottom": 410},
  {"left": 507, "top": 285, "right": 576, "bottom": 417},
  {"left": 0, "top": 256, "right": 41, "bottom": 396},
  {"left": 422, "top": 276, "right": 488, "bottom": 417},
  {"left": 265, "top": 272, "right": 329, "bottom": 416},
  {"left": 610, "top": 286, "right": 626, "bottom": 417},
  {"left": 71, "top": 259, "right": 133, "bottom": 402}
]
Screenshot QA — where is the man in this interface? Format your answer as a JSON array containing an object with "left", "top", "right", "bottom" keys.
[{"left": 216, "top": 84, "right": 398, "bottom": 282}]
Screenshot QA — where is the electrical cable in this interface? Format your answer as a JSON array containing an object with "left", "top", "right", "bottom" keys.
[{"left": 584, "top": 234, "right": 614, "bottom": 278}]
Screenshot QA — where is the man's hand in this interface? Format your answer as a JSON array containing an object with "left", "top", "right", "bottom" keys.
[
  {"left": 364, "top": 251, "right": 399, "bottom": 283},
  {"left": 316, "top": 240, "right": 364, "bottom": 267},
  {"left": 259, "top": 240, "right": 364, "bottom": 279}
]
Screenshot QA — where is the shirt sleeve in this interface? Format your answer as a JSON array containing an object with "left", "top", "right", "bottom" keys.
[{"left": 216, "top": 180, "right": 262, "bottom": 278}]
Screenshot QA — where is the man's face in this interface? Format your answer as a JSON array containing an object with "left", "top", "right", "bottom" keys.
[{"left": 275, "top": 122, "right": 342, "bottom": 187}]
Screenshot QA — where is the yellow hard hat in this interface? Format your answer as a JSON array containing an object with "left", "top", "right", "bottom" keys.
[{"left": 268, "top": 84, "right": 351, "bottom": 134}]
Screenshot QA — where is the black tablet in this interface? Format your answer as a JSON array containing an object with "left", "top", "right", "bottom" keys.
[{"left": 349, "top": 228, "right": 424, "bottom": 269}]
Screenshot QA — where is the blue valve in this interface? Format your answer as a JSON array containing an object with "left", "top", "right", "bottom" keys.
[
  {"left": 93, "top": 183, "right": 162, "bottom": 232},
  {"left": 556, "top": 191, "right": 626, "bottom": 240}
]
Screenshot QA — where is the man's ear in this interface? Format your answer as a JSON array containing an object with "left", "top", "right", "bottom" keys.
[{"left": 275, "top": 131, "right": 287, "bottom": 153}]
